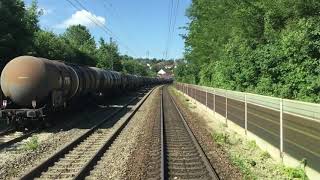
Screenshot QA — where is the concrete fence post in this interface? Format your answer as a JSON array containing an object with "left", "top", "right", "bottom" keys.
[
  {"left": 225, "top": 90, "right": 228, "bottom": 126},
  {"left": 187, "top": 84, "right": 189, "bottom": 95},
  {"left": 205, "top": 89, "right": 208, "bottom": 109},
  {"left": 245, "top": 94, "right": 248, "bottom": 135},
  {"left": 193, "top": 87, "right": 195, "bottom": 102},
  {"left": 183, "top": 84, "right": 184, "bottom": 94},
  {"left": 196, "top": 88, "right": 197, "bottom": 102},
  {"left": 280, "top": 98, "right": 284, "bottom": 158},
  {"left": 213, "top": 89, "right": 216, "bottom": 118}
]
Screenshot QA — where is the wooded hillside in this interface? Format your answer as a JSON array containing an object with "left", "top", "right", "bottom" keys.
[{"left": 175, "top": 0, "right": 320, "bottom": 103}]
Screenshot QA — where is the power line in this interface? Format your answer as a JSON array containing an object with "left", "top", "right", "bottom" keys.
[
  {"left": 65, "top": 0, "right": 137, "bottom": 56},
  {"left": 101, "top": 0, "right": 135, "bottom": 48},
  {"left": 164, "top": 0, "right": 174, "bottom": 59},
  {"left": 103, "top": 0, "right": 122, "bottom": 23},
  {"left": 164, "top": 0, "right": 180, "bottom": 60}
]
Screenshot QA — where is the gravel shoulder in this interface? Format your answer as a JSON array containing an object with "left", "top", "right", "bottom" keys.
[{"left": 124, "top": 86, "right": 161, "bottom": 179}]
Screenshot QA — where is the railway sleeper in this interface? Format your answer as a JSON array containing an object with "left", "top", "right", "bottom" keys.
[
  {"left": 167, "top": 152, "right": 200, "bottom": 158},
  {"left": 168, "top": 157, "right": 202, "bottom": 163},
  {"left": 169, "top": 161, "right": 205, "bottom": 168},
  {"left": 168, "top": 165, "right": 208, "bottom": 172},
  {"left": 168, "top": 171, "right": 211, "bottom": 179}
]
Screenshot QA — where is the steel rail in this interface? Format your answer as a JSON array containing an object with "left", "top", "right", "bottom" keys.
[
  {"left": 73, "top": 87, "right": 155, "bottom": 179},
  {"left": 0, "top": 127, "right": 15, "bottom": 136},
  {"left": 20, "top": 87, "right": 155, "bottom": 180},
  {"left": 0, "top": 129, "right": 38, "bottom": 151},
  {"left": 160, "top": 87, "right": 165, "bottom": 180}
]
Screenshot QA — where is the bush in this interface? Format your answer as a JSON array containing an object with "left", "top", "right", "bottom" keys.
[{"left": 24, "top": 136, "right": 39, "bottom": 151}]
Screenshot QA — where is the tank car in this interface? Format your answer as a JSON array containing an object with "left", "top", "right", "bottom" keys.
[{"left": 0, "top": 56, "right": 162, "bottom": 126}]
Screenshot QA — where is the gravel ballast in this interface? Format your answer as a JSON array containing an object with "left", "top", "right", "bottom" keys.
[
  {"left": 86, "top": 87, "right": 160, "bottom": 180},
  {"left": 0, "top": 92, "right": 142, "bottom": 179},
  {"left": 169, "top": 87, "right": 243, "bottom": 180}
]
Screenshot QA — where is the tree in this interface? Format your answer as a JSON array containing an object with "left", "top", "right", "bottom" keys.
[
  {"left": 32, "top": 30, "right": 76, "bottom": 60},
  {"left": 108, "top": 40, "right": 122, "bottom": 71},
  {"left": 176, "top": 0, "right": 320, "bottom": 102},
  {"left": 63, "top": 25, "right": 96, "bottom": 65},
  {"left": 96, "top": 38, "right": 112, "bottom": 69},
  {"left": 122, "top": 60, "right": 149, "bottom": 76},
  {"left": 0, "top": 0, "right": 40, "bottom": 68}
]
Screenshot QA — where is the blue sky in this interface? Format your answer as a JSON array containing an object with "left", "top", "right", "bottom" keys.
[{"left": 24, "top": 0, "right": 191, "bottom": 59}]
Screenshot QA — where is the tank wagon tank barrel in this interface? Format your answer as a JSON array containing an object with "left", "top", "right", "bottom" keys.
[{"left": 0, "top": 56, "right": 171, "bottom": 126}]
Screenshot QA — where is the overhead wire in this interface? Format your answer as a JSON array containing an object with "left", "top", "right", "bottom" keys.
[
  {"left": 65, "top": 0, "right": 137, "bottom": 56},
  {"left": 101, "top": 0, "right": 135, "bottom": 48},
  {"left": 168, "top": 0, "right": 180, "bottom": 59},
  {"left": 164, "top": 0, "right": 180, "bottom": 60},
  {"left": 164, "top": 0, "right": 174, "bottom": 59}
]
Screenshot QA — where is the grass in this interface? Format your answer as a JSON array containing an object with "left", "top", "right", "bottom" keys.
[
  {"left": 259, "top": 151, "right": 271, "bottom": 160},
  {"left": 276, "top": 165, "right": 308, "bottom": 180},
  {"left": 23, "top": 136, "right": 39, "bottom": 151},
  {"left": 212, "top": 132, "right": 229, "bottom": 146},
  {"left": 247, "top": 140, "right": 257, "bottom": 150},
  {"left": 230, "top": 154, "right": 257, "bottom": 179}
]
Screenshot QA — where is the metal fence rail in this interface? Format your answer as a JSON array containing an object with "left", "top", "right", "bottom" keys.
[{"left": 175, "top": 83, "right": 320, "bottom": 173}]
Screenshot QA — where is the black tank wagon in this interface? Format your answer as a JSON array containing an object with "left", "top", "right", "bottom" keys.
[{"left": 0, "top": 56, "right": 167, "bottom": 126}]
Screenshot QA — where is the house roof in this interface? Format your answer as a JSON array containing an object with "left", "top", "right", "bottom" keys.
[{"left": 157, "top": 69, "right": 166, "bottom": 75}]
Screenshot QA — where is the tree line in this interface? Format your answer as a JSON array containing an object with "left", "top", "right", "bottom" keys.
[
  {"left": 175, "top": 0, "right": 320, "bottom": 103},
  {"left": 0, "top": 0, "right": 155, "bottom": 77}
]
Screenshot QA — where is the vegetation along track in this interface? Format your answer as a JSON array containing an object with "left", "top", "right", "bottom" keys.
[
  {"left": 0, "top": 127, "right": 39, "bottom": 150},
  {"left": 20, "top": 87, "right": 155, "bottom": 180},
  {"left": 157, "top": 86, "right": 219, "bottom": 179}
]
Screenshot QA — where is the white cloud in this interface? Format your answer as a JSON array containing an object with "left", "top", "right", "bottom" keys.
[{"left": 56, "top": 10, "right": 105, "bottom": 28}]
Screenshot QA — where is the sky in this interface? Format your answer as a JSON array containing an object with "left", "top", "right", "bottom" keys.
[{"left": 24, "top": 0, "right": 191, "bottom": 60}]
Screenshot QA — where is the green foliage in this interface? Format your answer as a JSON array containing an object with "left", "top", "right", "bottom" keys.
[
  {"left": 230, "top": 154, "right": 257, "bottom": 179},
  {"left": 276, "top": 165, "right": 308, "bottom": 180},
  {"left": 32, "top": 30, "right": 75, "bottom": 60},
  {"left": 260, "top": 151, "right": 271, "bottom": 160},
  {"left": 177, "top": 0, "right": 320, "bottom": 102},
  {"left": 0, "top": 0, "right": 40, "bottom": 68},
  {"left": 247, "top": 140, "right": 258, "bottom": 150},
  {"left": 96, "top": 38, "right": 112, "bottom": 69},
  {"left": 24, "top": 136, "right": 39, "bottom": 151},
  {"left": 122, "top": 59, "right": 149, "bottom": 76},
  {"left": 212, "top": 132, "right": 229, "bottom": 146},
  {"left": 174, "top": 62, "right": 198, "bottom": 84},
  {"left": 62, "top": 25, "right": 97, "bottom": 66}
]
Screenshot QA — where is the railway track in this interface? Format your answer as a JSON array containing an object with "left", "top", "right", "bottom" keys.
[
  {"left": 20, "top": 87, "right": 154, "bottom": 180},
  {"left": 0, "top": 107, "right": 105, "bottom": 151},
  {"left": 158, "top": 86, "right": 219, "bottom": 179},
  {"left": 0, "top": 127, "right": 15, "bottom": 136},
  {"left": 0, "top": 91, "right": 134, "bottom": 152},
  {"left": 0, "top": 128, "right": 38, "bottom": 150}
]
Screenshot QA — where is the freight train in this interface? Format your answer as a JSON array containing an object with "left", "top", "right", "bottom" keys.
[{"left": 0, "top": 56, "right": 169, "bottom": 127}]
